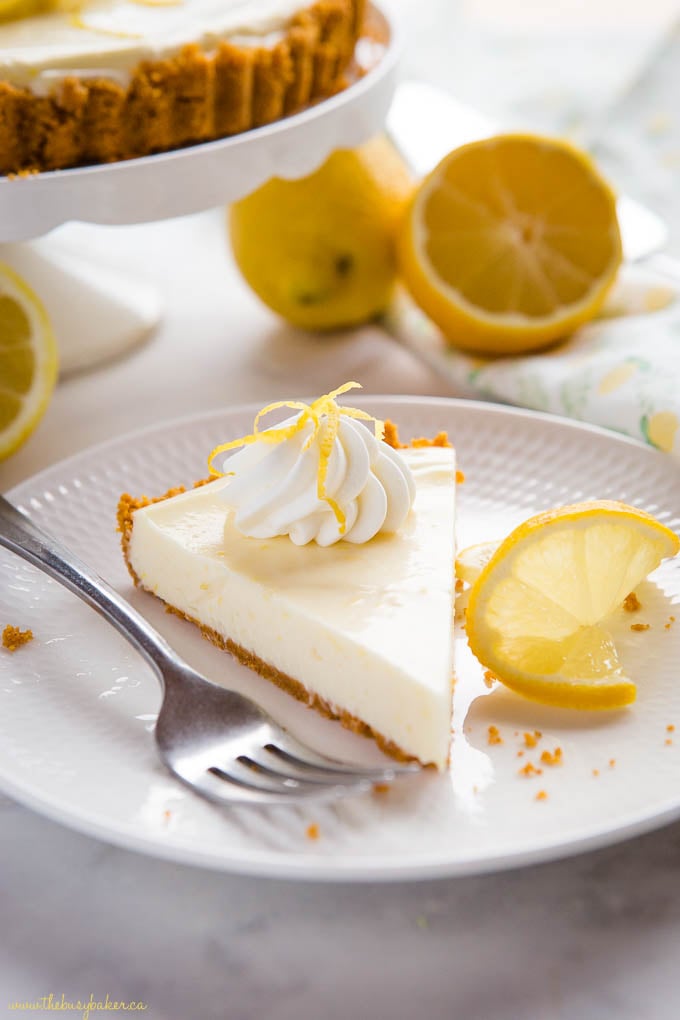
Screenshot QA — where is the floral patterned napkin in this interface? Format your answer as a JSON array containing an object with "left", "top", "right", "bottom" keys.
[{"left": 385, "top": 263, "right": 680, "bottom": 456}]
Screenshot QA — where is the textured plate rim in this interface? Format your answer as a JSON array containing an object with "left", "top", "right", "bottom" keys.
[{"left": 4, "top": 396, "right": 680, "bottom": 883}]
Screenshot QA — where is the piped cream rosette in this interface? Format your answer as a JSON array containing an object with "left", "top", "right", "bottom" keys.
[{"left": 208, "top": 383, "right": 416, "bottom": 547}]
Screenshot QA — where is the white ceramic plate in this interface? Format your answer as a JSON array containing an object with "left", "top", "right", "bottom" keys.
[{"left": 3, "top": 398, "right": 680, "bottom": 881}]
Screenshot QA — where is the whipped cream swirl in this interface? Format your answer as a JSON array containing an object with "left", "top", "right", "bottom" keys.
[{"left": 213, "top": 403, "right": 416, "bottom": 547}]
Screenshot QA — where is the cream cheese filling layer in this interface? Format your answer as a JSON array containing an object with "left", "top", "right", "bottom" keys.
[
  {"left": 0, "top": 0, "right": 307, "bottom": 91},
  {"left": 127, "top": 447, "right": 457, "bottom": 769}
]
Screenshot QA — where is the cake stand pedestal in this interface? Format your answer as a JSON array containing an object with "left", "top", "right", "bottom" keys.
[{"left": 0, "top": 6, "right": 398, "bottom": 376}]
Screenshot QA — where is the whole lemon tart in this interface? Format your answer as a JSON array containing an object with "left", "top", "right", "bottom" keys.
[{"left": 0, "top": 0, "right": 365, "bottom": 174}]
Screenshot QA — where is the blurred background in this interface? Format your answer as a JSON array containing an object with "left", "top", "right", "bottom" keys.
[{"left": 393, "top": 0, "right": 680, "bottom": 252}]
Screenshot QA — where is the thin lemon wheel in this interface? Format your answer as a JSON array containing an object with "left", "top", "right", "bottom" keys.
[
  {"left": 456, "top": 540, "right": 499, "bottom": 585},
  {"left": 465, "top": 501, "right": 680, "bottom": 709},
  {"left": 0, "top": 263, "right": 58, "bottom": 461},
  {"left": 398, "top": 134, "right": 622, "bottom": 355}
]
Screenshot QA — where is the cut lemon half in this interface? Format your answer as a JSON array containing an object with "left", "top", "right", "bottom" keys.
[
  {"left": 398, "top": 134, "right": 622, "bottom": 355},
  {"left": 465, "top": 502, "right": 680, "bottom": 709},
  {"left": 0, "top": 263, "right": 57, "bottom": 461}
]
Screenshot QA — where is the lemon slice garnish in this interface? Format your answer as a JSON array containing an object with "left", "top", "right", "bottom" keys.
[{"left": 465, "top": 501, "right": 680, "bottom": 709}]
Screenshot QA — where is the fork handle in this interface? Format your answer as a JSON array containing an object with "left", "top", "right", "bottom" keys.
[{"left": 0, "top": 493, "right": 175, "bottom": 680}]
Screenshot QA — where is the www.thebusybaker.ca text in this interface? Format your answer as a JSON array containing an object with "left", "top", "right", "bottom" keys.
[{"left": 8, "top": 993, "right": 148, "bottom": 1020}]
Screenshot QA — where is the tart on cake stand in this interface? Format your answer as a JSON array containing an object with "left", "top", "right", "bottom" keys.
[{"left": 0, "top": 4, "right": 398, "bottom": 375}]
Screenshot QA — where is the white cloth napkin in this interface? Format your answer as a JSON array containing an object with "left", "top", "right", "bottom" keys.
[{"left": 385, "top": 262, "right": 680, "bottom": 456}]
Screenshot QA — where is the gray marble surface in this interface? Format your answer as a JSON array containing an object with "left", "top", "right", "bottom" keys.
[
  {"left": 4, "top": 795, "right": 680, "bottom": 1019},
  {"left": 4, "top": 2, "right": 680, "bottom": 1017}
]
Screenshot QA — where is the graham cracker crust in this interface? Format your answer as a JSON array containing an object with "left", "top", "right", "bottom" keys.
[
  {"left": 0, "top": 0, "right": 365, "bottom": 175},
  {"left": 116, "top": 421, "right": 451, "bottom": 768}
]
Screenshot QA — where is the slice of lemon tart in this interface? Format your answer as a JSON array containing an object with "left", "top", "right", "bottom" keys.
[
  {"left": 117, "top": 385, "right": 457, "bottom": 769},
  {"left": 0, "top": 0, "right": 365, "bottom": 173}
]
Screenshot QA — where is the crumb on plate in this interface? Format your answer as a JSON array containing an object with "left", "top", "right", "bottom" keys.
[
  {"left": 2, "top": 625, "right": 33, "bottom": 652},
  {"left": 623, "top": 592, "right": 641, "bottom": 612},
  {"left": 540, "top": 747, "right": 563, "bottom": 767},
  {"left": 519, "top": 762, "right": 542, "bottom": 778},
  {"left": 487, "top": 725, "right": 502, "bottom": 745},
  {"left": 306, "top": 823, "right": 320, "bottom": 840}
]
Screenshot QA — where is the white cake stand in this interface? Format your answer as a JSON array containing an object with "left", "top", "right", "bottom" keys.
[{"left": 0, "top": 6, "right": 399, "bottom": 375}]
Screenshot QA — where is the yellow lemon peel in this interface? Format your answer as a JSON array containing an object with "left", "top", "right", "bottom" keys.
[{"left": 208, "top": 382, "right": 384, "bottom": 534}]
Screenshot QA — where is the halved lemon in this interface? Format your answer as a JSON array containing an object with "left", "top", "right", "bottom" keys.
[
  {"left": 398, "top": 134, "right": 622, "bottom": 355},
  {"left": 0, "top": 263, "right": 58, "bottom": 461},
  {"left": 465, "top": 502, "right": 680, "bottom": 709}
]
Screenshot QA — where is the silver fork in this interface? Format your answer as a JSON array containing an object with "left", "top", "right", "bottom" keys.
[{"left": 0, "top": 495, "right": 418, "bottom": 805}]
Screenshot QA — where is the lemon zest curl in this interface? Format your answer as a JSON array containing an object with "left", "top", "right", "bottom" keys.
[{"left": 207, "top": 382, "right": 385, "bottom": 535}]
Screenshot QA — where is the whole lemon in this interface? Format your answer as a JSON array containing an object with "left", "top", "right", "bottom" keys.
[{"left": 229, "top": 136, "right": 413, "bottom": 331}]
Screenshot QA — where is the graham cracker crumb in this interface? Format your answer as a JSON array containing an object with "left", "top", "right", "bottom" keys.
[
  {"left": 609, "top": 758, "right": 616, "bottom": 768},
  {"left": 535, "top": 790, "right": 548, "bottom": 801},
  {"left": 667, "top": 725, "right": 675, "bottom": 733},
  {"left": 665, "top": 739, "right": 673, "bottom": 747},
  {"left": 519, "top": 762, "right": 543, "bottom": 778},
  {"left": 383, "top": 420, "right": 452, "bottom": 451},
  {"left": 630, "top": 623, "right": 650, "bottom": 632},
  {"left": 373, "top": 783, "right": 390, "bottom": 795},
  {"left": 483, "top": 670, "right": 497, "bottom": 689},
  {"left": 623, "top": 592, "right": 641, "bottom": 612},
  {"left": 306, "top": 823, "right": 320, "bottom": 841},
  {"left": 592, "top": 769, "right": 600, "bottom": 777},
  {"left": 456, "top": 470, "right": 465, "bottom": 484},
  {"left": 7, "top": 168, "right": 40, "bottom": 180},
  {"left": 523, "top": 730, "right": 542, "bottom": 749},
  {"left": 455, "top": 578, "right": 464, "bottom": 593},
  {"left": 411, "top": 432, "right": 452, "bottom": 449},
  {"left": 2, "top": 625, "right": 33, "bottom": 652},
  {"left": 487, "top": 725, "right": 502, "bottom": 745},
  {"left": 539, "top": 747, "right": 563, "bottom": 767}
]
